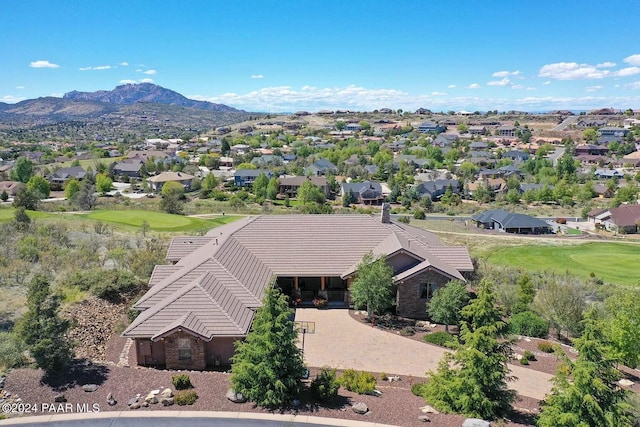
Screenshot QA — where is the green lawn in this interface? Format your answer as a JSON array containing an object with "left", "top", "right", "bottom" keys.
[
  {"left": 81, "top": 210, "right": 239, "bottom": 232},
  {"left": 484, "top": 242, "right": 640, "bottom": 286},
  {"left": 0, "top": 208, "right": 53, "bottom": 221}
]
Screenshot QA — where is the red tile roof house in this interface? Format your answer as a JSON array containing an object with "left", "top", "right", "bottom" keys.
[{"left": 122, "top": 205, "right": 473, "bottom": 370}]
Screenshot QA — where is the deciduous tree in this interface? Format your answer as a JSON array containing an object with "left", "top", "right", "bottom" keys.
[
  {"left": 230, "top": 286, "right": 306, "bottom": 408},
  {"left": 10, "top": 157, "right": 34, "bottom": 183},
  {"left": 427, "top": 281, "right": 470, "bottom": 332},
  {"left": 26, "top": 175, "right": 50, "bottom": 199},
  {"left": 350, "top": 252, "right": 394, "bottom": 323}
]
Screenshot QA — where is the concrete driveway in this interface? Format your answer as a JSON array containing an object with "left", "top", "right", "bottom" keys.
[{"left": 294, "top": 308, "right": 553, "bottom": 400}]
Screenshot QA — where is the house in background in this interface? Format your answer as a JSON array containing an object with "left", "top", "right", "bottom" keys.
[
  {"left": 417, "top": 121, "right": 446, "bottom": 134},
  {"left": 112, "top": 160, "right": 143, "bottom": 179},
  {"left": 0, "top": 181, "right": 25, "bottom": 197},
  {"left": 415, "top": 179, "right": 459, "bottom": 201},
  {"left": 122, "top": 209, "right": 474, "bottom": 370},
  {"left": 340, "top": 181, "right": 385, "bottom": 204},
  {"left": 48, "top": 166, "right": 86, "bottom": 189},
  {"left": 588, "top": 205, "right": 640, "bottom": 234},
  {"left": 278, "top": 176, "right": 329, "bottom": 198},
  {"left": 147, "top": 171, "right": 195, "bottom": 193},
  {"left": 472, "top": 209, "right": 552, "bottom": 234},
  {"left": 233, "top": 169, "right": 273, "bottom": 187},
  {"left": 305, "top": 158, "right": 337, "bottom": 176}
]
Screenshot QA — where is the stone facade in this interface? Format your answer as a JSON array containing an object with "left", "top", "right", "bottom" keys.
[
  {"left": 395, "top": 270, "right": 451, "bottom": 319},
  {"left": 164, "top": 331, "right": 206, "bottom": 370}
]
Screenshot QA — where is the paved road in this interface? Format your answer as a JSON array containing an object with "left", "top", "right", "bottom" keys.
[
  {"left": 295, "top": 308, "right": 553, "bottom": 400},
  {"left": 552, "top": 115, "right": 578, "bottom": 131}
]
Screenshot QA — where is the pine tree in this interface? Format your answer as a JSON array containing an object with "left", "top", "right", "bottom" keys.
[
  {"left": 17, "top": 275, "right": 72, "bottom": 375},
  {"left": 230, "top": 286, "right": 306, "bottom": 408},
  {"left": 421, "top": 280, "right": 515, "bottom": 419},
  {"left": 537, "top": 308, "right": 634, "bottom": 427}
]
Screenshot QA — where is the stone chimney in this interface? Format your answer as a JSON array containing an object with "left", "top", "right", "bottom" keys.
[{"left": 381, "top": 202, "right": 391, "bottom": 223}]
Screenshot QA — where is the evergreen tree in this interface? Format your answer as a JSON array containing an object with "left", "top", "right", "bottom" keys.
[
  {"left": 230, "top": 286, "right": 306, "bottom": 408},
  {"left": 350, "top": 252, "right": 394, "bottom": 323},
  {"left": 17, "top": 275, "right": 72, "bottom": 374},
  {"left": 0, "top": 189, "right": 8, "bottom": 202},
  {"left": 427, "top": 281, "right": 470, "bottom": 333},
  {"left": 266, "top": 177, "right": 278, "bottom": 200},
  {"left": 420, "top": 281, "right": 516, "bottom": 419},
  {"left": 538, "top": 308, "right": 634, "bottom": 427},
  {"left": 342, "top": 189, "right": 356, "bottom": 207}
]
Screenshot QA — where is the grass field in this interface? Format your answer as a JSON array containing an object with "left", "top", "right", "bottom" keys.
[
  {"left": 484, "top": 242, "right": 640, "bottom": 286},
  {"left": 81, "top": 210, "right": 239, "bottom": 232},
  {"left": 0, "top": 208, "right": 53, "bottom": 221}
]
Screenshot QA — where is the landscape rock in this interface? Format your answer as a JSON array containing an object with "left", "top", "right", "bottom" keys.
[
  {"left": 366, "top": 389, "right": 382, "bottom": 396},
  {"left": 160, "top": 388, "right": 173, "bottom": 398},
  {"left": 462, "top": 419, "right": 490, "bottom": 427},
  {"left": 226, "top": 389, "right": 247, "bottom": 403},
  {"left": 418, "top": 415, "right": 431, "bottom": 422},
  {"left": 619, "top": 379, "right": 634, "bottom": 387},
  {"left": 420, "top": 405, "right": 439, "bottom": 414},
  {"left": 159, "top": 397, "right": 174, "bottom": 406},
  {"left": 54, "top": 394, "right": 66, "bottom": 403},
  {"left": 387, "top": 375, "right": 401, "bottom": 382},
  {"left": 82, "top": 384, "right": 99, "bottom": 392},
  {"left": 127, "top": 397, "right": 139, "bottom": 406},
  {"left": 291, "top": 399, "right": 301, "bottom": 408},
  {"left": 150, "top": 389, "right": 160, "bottom": 395},
  {"left": 352, "top": 402, "right": 369, "bottom": 414},
  {"left": 145, "top": 392, "right": 158, "bottom": 404},
  {"left": 129, "top": 402, "right": 141, "bottom": 410},
  {"left": 107, "top": 393, "right": 117, "bottom": 406}
]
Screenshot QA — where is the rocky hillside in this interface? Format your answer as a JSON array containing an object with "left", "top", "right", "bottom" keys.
[{"left": 64, "top": 83, "right": 241, "bottom": 113}]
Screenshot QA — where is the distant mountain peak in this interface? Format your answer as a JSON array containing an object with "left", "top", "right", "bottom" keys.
[{"left": 63, "top": 83, "right": 241, "bottom": 112}]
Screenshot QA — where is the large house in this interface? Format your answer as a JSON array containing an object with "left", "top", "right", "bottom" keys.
[
  {"left": 417, "top": 121, "right": 446, "bottom": 134},
  {"left": 340, "top": 181, "right": 385, "bottom": 204},
  {"left": 147, "top": 171, "right": 195, "bottom": 193},
  {"left": 277, "top": 176, "right": 329, "bottom": 198},
  {"left": 472, "top": 209, "right": 552, "bottom": 234},
  {"left": 588, "top": 205, "right": 640, "bottom": 234},
  {"left": 122, "top": 208, "right": 473, "bottom": 370},
  {"left": 48, "top": 166, "right": 86, "bottom": 188}
]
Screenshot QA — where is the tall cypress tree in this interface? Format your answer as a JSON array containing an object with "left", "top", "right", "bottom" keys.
[
  {"left": 537, "top": 308, "right": 634, "bottom": 427},
  {"left": 230, "top": 286, "right": 306, "bottom": 408}
]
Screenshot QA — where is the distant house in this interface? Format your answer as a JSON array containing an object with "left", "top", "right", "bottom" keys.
[
  {"left": 415, "top": 179, "right": 459, "bottom": 201},
  {"left": 233, "top": 169, "right": 273, "bottom": 187},
  {"left": 576, "top": 119, "right": 607, "bottom": 128},
  {"left": 305, "top": 159, "right": 337, "bottom": 176},
  {"left": 593, "top": 183, "right": 614, "bottom": 198},
  {"left": 468, "top": 125, "right": 487, "bottom": 135},
  {"left": 497, "top": 125, "right": 517, "bottom": 137},
  {"left": 147, "top": 171, "right": 195, "bottom": 193},
  {"left": 588, "top": 205, "right": 640, "bottom": 234},
  {"left": 502, "top": 150, "right": 530, "bottom": 162},
  {"left": 417, "top": 121, "right": 446, "bottom": 134},
  {"left": 0, "top": 181, "right": 25, "bottom": 197},
  {"left": 472, "top": 209, "right": 552, "bottom": 234},
  {"left": 433, "top": 134, "right": 458, "bottom": 147},
  {"left": 251, "top": 155, "right": 283, "bottom": 168},
  {"left": 575, "top": 144, "right": 609, "bottom": 156},
  {"left": 48, "top": 166, "right": 86, "bottom": 187},
  {"left": 415, "top": 108, "right": 431, "bottom": 115},
  {"left": 344, "top": 122, "right": 363, "bottom": 132},
  {"left": 278, "top": 176, "right": 329, "bottom": 198},
  {"left": 519, "top": 183, "right": 546, "bottom": 194},
  {"left": 340, "top": 181, "right": 385, "bottom": 205},
  {"left": 112, "top": 160, "right": 143, "bottom": 178},
  {"left": 598, "top": 127, "right": 629, "bottom": 138},
  {"left": 594, "top": 168, "right": 623, "bottom": 179},
  {"left": 469, "top": 141, "right": 488, "bottom": 151},
  {"left": 127, "top": 150, "right": 171, "bottom": 161}
]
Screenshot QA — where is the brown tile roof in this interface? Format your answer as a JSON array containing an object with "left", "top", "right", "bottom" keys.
[
  {"left": 147, "top": 171, "right": 194, "bottom": 183},
  {"left": 124, "top": 214, "right": 473, "bottom": 340},
  {"left": 609, "top": 204, "right": 640, "bottom": 227}
]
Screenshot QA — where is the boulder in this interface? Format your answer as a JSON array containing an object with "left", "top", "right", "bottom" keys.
[
  {"left": 418, "top": 415, "right": 431, "bottom": 422},
  {"left": 83, "top": 384, "right": 99, "bottom": 392},
  {"left": 226, "top": 389, "right": 247, "bottom": 403},
  {"left": 160, "top": 388, "right": 173, "bottom": 398},
  {"left": 150, "top": 389, "right": 160, "bottom": 395},
  {"left": 388, "top": 375, "right": 401, "bottom": 382},
  {"left": 145, "top": 392, "right": 158, "bottom": 404},
  {"left": 462, "top": 419, "right": 490, "bottom": 427},
  {"left": 127, "top": 397, "right": 139, "bottom": 406},
  {"left": 54, "top": 394, "right": 66, "bottom": 403},
  {"left": 107, "top": 393, "right": 117, "bottom": 406},
  {"left": 366, "top": 389, "right": 382, "bottom": 396},
  {"left": 618, "top": 379, "right": 634, "bottom": 388},
  {"left": 159, "top": 397, "right": 174, "bottom": 406},
  {"left": 420, "top": 405, "right": 439, "bottom": 414},
  {"left": 129, "top": 402, "right": 141, "bottom": 410},
  {"left": 291, "top": 399, "right": 301, "bottom": 408},
  {"left": 352, "top": 402, "right": 368, "bottom": 415}
]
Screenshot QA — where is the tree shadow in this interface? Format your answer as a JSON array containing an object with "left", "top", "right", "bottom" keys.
[{"left": 40, "top": 358, "right": 110, "bottom": 392}]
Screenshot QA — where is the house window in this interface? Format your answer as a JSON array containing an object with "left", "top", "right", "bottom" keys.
[
  {"left": 419, "top": 283, "right": 438, "bottom": 300},
  {"left": 177, "top": 337, "right": 191, "bottom": 361}
]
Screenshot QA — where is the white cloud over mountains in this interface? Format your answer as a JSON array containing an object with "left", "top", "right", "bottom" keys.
[
  {"left": 539, "top": 56, "right": 640, "bottom": 80},
  {"left": 30, "top": 60, "right": 59, "bottom": 68}
]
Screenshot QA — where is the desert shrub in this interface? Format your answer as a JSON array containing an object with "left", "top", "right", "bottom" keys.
[
  {"left": 380, "top": 372, "right": 388, "bottom": 381},
  {"left": 508, "top": 311, "right": 549, "bottom": 338},
  {"left": 423, "top": 331, "right": 455, "bottom": 347},
  {"left": 174, "top": 390, "right": 198, "bottom": 405},
  {"left": 522, "top": 350, "right": 536, "bottom": 362},
  {"left": 339, "top": 369, "right": 376, "bottom": 394},
  {"left": 397, "top": 215, "right": 410, "bottom": 224},
  {"left": 520, "top": 358, "right": 530, "bottom": 365},
  {"left": 310, "top": 367, "right": 340, "bottom": 403},
  {"left": 66, "top": 268, "right": 141, "bottom": 300},
  {"left": 537, "top": 341, "right": 555, "bottom": 353},
  {"left": 413, "top": 209, "right": 426, "bottom": 220},
  {"left": 399, "top": 326, "right": 415, "bottom": 336},
  {"left": 172, "top": 374, "right": 193, "bottom": 390},
  {"left": 411, "top": 382, "right": 428, "bottom": 397},
  {"left": 0, "top": 332, "right": 27, "bottom": 372}
]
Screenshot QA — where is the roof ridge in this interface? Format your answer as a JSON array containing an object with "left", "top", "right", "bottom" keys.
[{"left": 195, "top": 273, "right": 246, "bottom": 332}]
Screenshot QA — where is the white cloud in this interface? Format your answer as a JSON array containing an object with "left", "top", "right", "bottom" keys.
[
  {"left": 468, "top": 83, "right": 481, "bottom": 89},
  {"left": 251, "top": 74, "right": 264, "bottom": 79},
  {"left": 624, "top": 81, "right": 640, "bottom": 90},
  {"left": 487, "top": 78, "right": 512, "bottom": 87},
  {"left": 140, "top": 78, "right": 154, "bottom": 83},
  {"left": 542, "top": 81, "right": 551, "bottom": 85},
  {"left": 613, "top": 67, "right": 640, "bottom": 77},
  {"left": 597, "top": 62, "right": 616, "bottom": 68},
  {"left": 1, "top": 95, "right": 27, "bottom": 103},
  {"left": 539, "top": 62, "right": 611, "bottom": 80},
  {"left": 16, "top": 86, "right": 25, "bottom": 89},
  {"left": 49, "top": 93, "right": 63, "bottom": 98},
  {"left": 623, "top": 54, "right": 640, "bottom": 66},
  {"left": 492, "top": 70, "right": 520, "bottom": 78},
  {"left": 80, "top": 65, "right": 112, "bottom": 71},
  {"left": 447, "top": 84, "right": 456, "bottom": 89},
  {"left": 143, "top": 69, "right": 157, "bottom": 75},
  {"left": 119, "top": 79, "right": 138, "bottom": 84},
  {"left": 431, "top": 92, "right": 447, "bottom": 96},
  {"left": 30, "top": 60, "right": 59, "bottom": 68},
  {"left": 120, "top": 62, "right": 129, "bottom": 66},
  {"left": 585, "top": 85, "right": 603, "bottom": 92}
]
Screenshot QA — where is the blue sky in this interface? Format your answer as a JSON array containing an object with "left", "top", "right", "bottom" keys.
[{"left": 3, "top": 0, "right": 640, "bottom": 112}]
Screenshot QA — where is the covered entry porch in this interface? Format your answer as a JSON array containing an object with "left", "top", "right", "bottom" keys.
[{"left": 276, "top": 276, "right": 350, "bottom": 307}]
